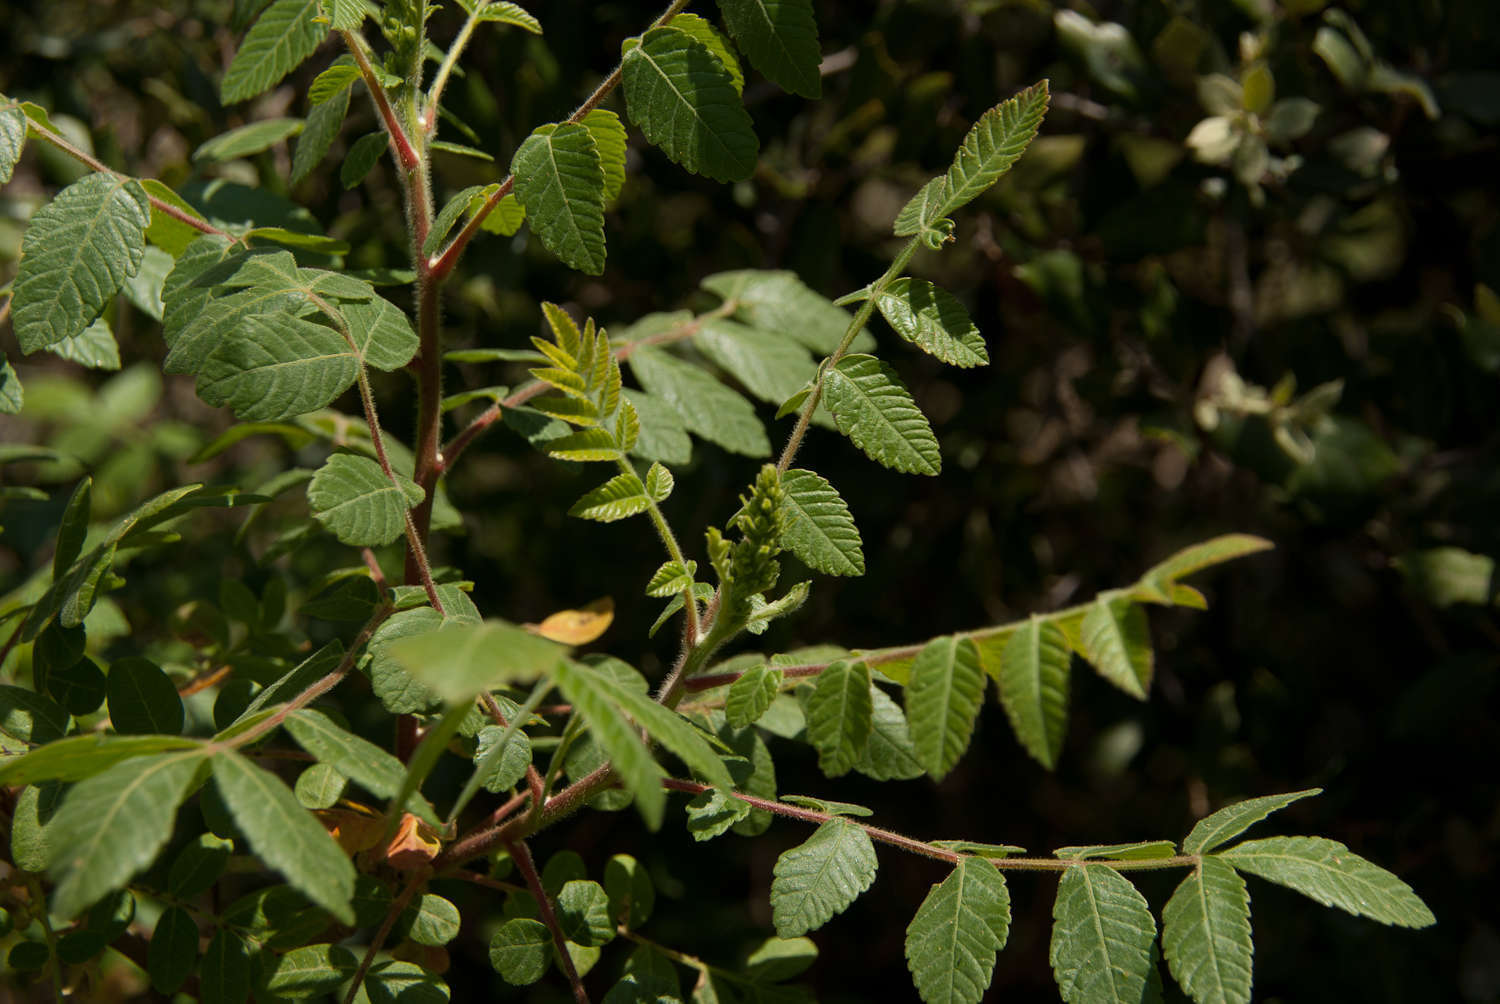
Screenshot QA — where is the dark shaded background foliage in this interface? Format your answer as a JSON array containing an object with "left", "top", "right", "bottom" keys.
[{"left": 2, "top": 0, "right": 1497, "bottom": 1000}]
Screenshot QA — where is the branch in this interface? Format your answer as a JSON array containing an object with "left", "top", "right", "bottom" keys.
[
  {"left": 510, "top": 839, "right": 590, "bottom": 1004},
  {"left": 341, "top": 875, "right": 424, "bottom": 1004},
  {"left": 341, "top": 30, "right": 419, "bottom": 171}
]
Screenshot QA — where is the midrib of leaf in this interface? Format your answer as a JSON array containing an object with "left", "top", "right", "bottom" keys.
[
  {"left": 827, "top": 358, "right": 937, "bottom": 474},
  {"left": 631, "top": 35, "right": 746, "bottom": 171}
]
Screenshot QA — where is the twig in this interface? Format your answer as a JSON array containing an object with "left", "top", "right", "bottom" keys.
[
  {"left": 510, "top": 839, "right": 590, "bottom": 1004},
  {"left": 341, "top": 875, "right": 424, "bottom": 1004}
]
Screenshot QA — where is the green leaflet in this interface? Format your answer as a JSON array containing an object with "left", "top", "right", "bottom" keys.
[
  {"left": 0, "top": 683, "right": 69, "bottom": 755},
  {"left": 48, "top": 315, "right": 120, "bottom": 370},
  {"left": 385, "top": 619, "right": 566, "bottom": 705},
  {"left": 726, "top": 663, "right": 782, "bottom": 728},
  {"left": 48, "top": 752, "right": 205, "bottom": 918},
  {"left": 996, "top": 617, "right": 1070, "bottom": 770},
  {"left": 140, "top": 179, "right": 208, "bottom": 256},
  {"left": 425, "top": 185, "right": 489, "bottom": 256},
  {"left": 1219, "top": 836, "right": 1435, "bottom": 927},
  {"left": 260, "top": 943, "right": 360, "bottom": 997},
  {"left": 1162, "top": 858, "right": 1254, "bottom": 1004},
  {"left": 1054, "top": 840, "right": 1177, "bottom": 861},
  {"left": 338, "top": 295, "right": 419, "bottom": 370},
  {"left": 341, "top": 131, "right": 386, "bottom": 188},
  {"left": 805, "top": 660, "right": 872, "bottom": 777},
  {"left": 604, "top": 853, "right": 656, "bottom": 928},
  {"left": 0, "top": 734, "right": 204, "bottom": 786},
  {"left": 1049, "top": 864, "right": 1157, "bottom": 1004},
  {"left": 193, "top": 118, "right": 303, "bottom": 164},
  {"left": 212, "top": 750, "right": 356, "bottom": 924},
  {"left": 716, "top": 0, "right": 822, "bottom": 98},
  {"left": 1079, "top": 596, "right": 1153, "bottom": 699},
  {"left": 770, "top": 818, "right": 878, "bottom": 937},
  {"left": 875, "top": 278, "right": 989, "bottom": 368},
  {"left": 293, "top": 87, "right": 351, "bottom": 185},
  {"left": 0, "top": 100, "right": 25, "bottom": 183},
  {"left": 570, "top": 472, "right": 651, "bottom": 522},
  {"left": 147, "top": 906, "right": 198, "bottom": 994},
  {"left": 685, "top": 784, "right": 752, "bottom": 840},
  {"left": 665, "top": 13, "right": 745, "bottom": 94},
  {"left": 937, "top": 80, "right": 1049, "bottom": 220},
  {"left": 106, "top": 658, "right": 185, "bottom": 735},
  {"left": 200, "top": 928, "right": 252, "bottom": 1004},
  {"left": 552, "top": 658, "right": 667, "bottom": 829},
  {"left": 854, "top": 685, "right": 925, "bottom": 781},
  {"left": 221, "top": 0, "right": 327, "bottom": 104},
  {"left": 893, "top": 177, "right": 951, "bottom": 243},
  {"left": 323, "top": 0, "right": 364, "bottom": 31},
  {"left": 307, "top": 453, "right": 424, "bottom": 547},
  {"left": 308, "top": 62, "right": 361, "bottom": 104},
  {"left": 557, "top": 880, "right": 615, "bottom": 946},
  {"left": 824, "top": 354, "right": 941, "bottom": 475},
  {"left": 285, "top": 708, "right": 437, "bottom": 823},
  {"left": 13, "top": 173, "right": 150, "bottom": 353},
  {"left": 398, "top": 893, "right": 462, "bottom": 946},
  {"left": 54, "top": 478, "right": 90, "bottom": 577},
  {"left": 1133, "top": 534, "right": 1274, "bottom": 607},
  {"left": 463, "top": 0, "right": 542, "bottom": 33},
  {"left": 1182, "top": 789, "right": 1322, "bottom": 856},
  {"left": 645, "top": 558, "right": 697, "bottom": 598},
  {"left": 0, "top": 354, "right": 22, "bottom": 413},
  {"left": 628, "top": 345, "right": 770, "bottom": 457},
  {"left": 511, "top": 123, "right": 607, "bottom": 274},
  {"left": 196, "top": 312, "right": 358, "bottom": 420},
  {"left": 490, "top": 918, "right": 550, "bottom": 985},
  {"left": 701, "top": 269, "right": 875, "bottom": 356},
  {"left": 621, "top": 27, "right": 759, "bottom": 182},
  {"left": 576, "top": 664, "right": 735, "bottom": 792},
  {"left": 780, "top": 468, "right": 864, "bottom": 576},
  {"left": 904, "top": 857, "right": 1010, "bottom": 1004},
  {"left": 905, "top": 636, "right": 985, "bottom": 781},
  {"left": 695, "top": 318, "right": 819, "bottom": 406}
]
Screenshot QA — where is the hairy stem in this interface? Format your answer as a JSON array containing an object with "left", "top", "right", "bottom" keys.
[
  {"left": 619, "top": 456, "right": 701, "bottom": 642},
  {"left": 510, "top": 839, "right": 590, "bottom": 1004},
  {"left": 341, "top": 875, "right": 424, "bottom": 1004},
  {"left": 342, "top": 30, "right": 420, "bottom": 170}
]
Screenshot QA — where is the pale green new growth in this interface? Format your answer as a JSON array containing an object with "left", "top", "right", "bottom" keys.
[
  {"left": 905, "top": 857, "right": 1011, "bottom": 1004},
  {"left": 1050, "top": 864, "right": 1157, "bottom": 1004},
  {"left": 1162, "top": 858, "right": 1254, "bottom": 1004},
  {"left": 770, "top": 818, "right": 878, "bottom": 937}
]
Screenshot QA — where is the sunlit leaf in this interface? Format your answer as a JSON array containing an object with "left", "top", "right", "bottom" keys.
[
  {"left": 1220, "top": 837, "right": 1435, "bottom": 927},
  {"left": 824, "top": 354, "right": 940, "bottom": 475},
  {"left": 511, "top": 123, "right": 607, "bottom": 274},
  {"left": 1079, "top": 597, "right": 1152, "bottom": 699},
  {"left": 307, "top": 453, "right": 423, "bottom": 547},
  {"left": 1182, "top": 789, "right": 1322, "bottom": 856},
  {"left": 194, "top": 118, "right": 303, "bottom": 164},
  {"left": 221, "top": 0, "right": 327, "bottom": 104},
  {"left": 805, "top": 660, "right": 872, "bottom": 777},
  {"left": 1050, "top": 864, "right": 1156, "bottom": 1004},
  {"left": 715, "top": 0, "right": 822, "bottom": 98},
  {"left": 535, "top": 598, "right": 615, "bottom": 644},
  {"left": 905, "top": 636, "right": 985, "bottom": 781},
  {"left": 570, "top": 473, "right": 651, "bottom": 523},
  {"left": 771, "top": 818, "right": 878, "bottom": 937},
  {"left": 1162, "top": 858, "right": 1253, "bottom": 1004},
  {"left": 780, "top": 468, "right": 864, "bottom": 576},
  {"left": 905, "top": 857, "right": 1010, "bottom": 1004},
  {"left": 875, "top": 278, "right": 988, "bottom": 368},
  {"left": 996, "top": 617, "right": 1070, "bottom": 770},
  {"left": 386, "top": 619, "right": 566, "bottom": 704}
]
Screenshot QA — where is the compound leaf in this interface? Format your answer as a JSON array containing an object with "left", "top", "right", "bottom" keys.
[
  {"left": 307, "top": 453, "right": 423, "bottom": 547},
  {"left": 715, "top": 0, "right": 822, "bottom": 98},
  {"left": 996, "top": 617, "right": 1070, "bottom": 770},
  {"left": 212, "top": 750, "right": 356, "bottom": 924},
  {"left": 622, "top": 27, "right": 759, "bottom": 182},
  {"left": 805, "top": 659, "right": 872, "bottom": 777},
  {"left": 48, "top": 752, "right": 204, "bottom": 919},
  {"left": 1161, "top": 858, "right": 1253, "bottom": 1004},
  {"left": 13, "top": 173, "right": 149, "bottom": 353},
  {"left": 1182, "top": 790, "right": 1322, "bottom": 856},
  {"left": 1050, "top": 864, "right": 1157, "bottom": 1004},
  {"left": 770, "top": 819, "right": 877, "bottom": 937},
  {"left": 1079, "top": 597, "right": 1152, "bottom": 699},
  {"left": 905, "top": 636, "right": 985, "bottom": 781},
  {"left": 824, "top": 354, "right": 940, "bottom": 475},
  {"left": 221, "top": 0, "right": 327, "bottom": 104},
  {"left": 1220, "top": 836, "right": 1435, "bottom": 927},
  {"left": 511, "top": 123, "right": 606, "bottom": 274},
  {"left": 875, "top": 278, "right": 988, "bottom": 368},
  {"left": 780, "top": 468, "right": 864, "bottom": 576},
  {"left": 904, "top": 857, "right": 1011, "bottom": 1004}
]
